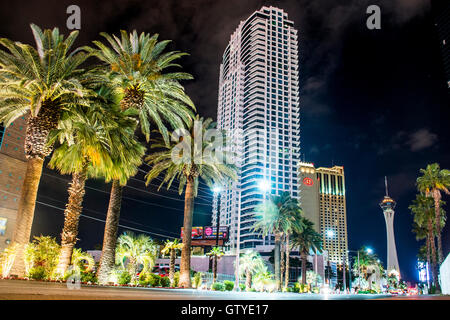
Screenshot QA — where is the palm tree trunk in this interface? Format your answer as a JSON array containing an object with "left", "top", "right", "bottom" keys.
[
  {"left": 97, "top": 180, "right": 123, "bottom": 285},
  {"left": 169, "top": 249, "right": 176, "bottom": 287},
  {"left": 179, "top": 177, "right": 195, "bottom": 288},
  {"left": 428, "top": 216, "right": 440, "bottom": 293},
  {"left": 274, "top": 232, "right": 281, "bottom": 291},
  {"left": 280, "top": 239, "right": 285, "bottom": 289},
  {"left": 432, "top": 190, "right": 444, "bottom": 264},
  {"left": 55, "top": 166, "right": 88, "bottom": 277},
  {"left": 285, "top": 234, "right": 290, "bottom": 289},
  {"left": 213, "top": 255, "right": 218, "bottom": 284},
  {"left": 301, "top": 251, "right": 307, "bottom": 285},
  {"left": 9, "top": 157, "right": 44, "bottom": 277},
  {"left": 246, "top": 268, "right": 252, "bottom": 290}
]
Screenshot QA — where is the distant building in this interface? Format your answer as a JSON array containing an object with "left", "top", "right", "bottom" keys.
[
  {"left": 298, "top": 162, "right": 320, "bottom": 232},
  {"left": 0, "top": 116, "right": 28, "bottom": 251},
  {"left": 298, "top": 162, "right": 349, "bottom": 265}
]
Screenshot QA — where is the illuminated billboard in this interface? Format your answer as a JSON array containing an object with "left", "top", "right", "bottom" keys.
[{"left": 181, "top": 226, "right": 229, "bottom": 240}]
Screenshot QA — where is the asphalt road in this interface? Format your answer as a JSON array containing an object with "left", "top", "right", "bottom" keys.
[{"left": 0, "top": 279, "right": 447, "bottom": 300}]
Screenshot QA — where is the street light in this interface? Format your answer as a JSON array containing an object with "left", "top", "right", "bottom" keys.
[
  {"left": 258, "top": 179, "right": 270, "bottom": 194},
  {"left": 366, "top": 248, "right": 373, "bottom": 255}
]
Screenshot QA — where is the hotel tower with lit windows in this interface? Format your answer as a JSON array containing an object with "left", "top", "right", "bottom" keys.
[
  {"left": 299, "top": 162, "right": 349, "bottom": 264},
  {"left": 215, "top": 6, "right": 300, "bottom": 254}
]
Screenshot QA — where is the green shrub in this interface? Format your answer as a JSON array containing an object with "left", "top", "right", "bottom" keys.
[
  {"left": 248, "top": 288, "right": 257, "bottom": 292},
  {"left": 223, "top": 280, "right": 234, "bottom": 291},
  {"left": 81, "top": 271, "right": 97, "bottom": 284},
  {"left": 160, "top": 276, "right": 170, "bottom": 287},
  {"left": 193, "top": 272, "right": 203, "bottom": 288},
  {"left": 239, "top": 283, "right": 246, "bottom": 291},
  {"left": 147, "top": 273, "right": 161, "bottom": 287},
  {"left": 211, "top": 282, "right": 225, "bottom": 291},
  {"left": 29, "top": 266, "right": 46, "bottom": 280},
  {"left": 118, "top": 271, "right": 132, "bottom": 285},
  {"left": 173, "top": 271, "right": 180, "bottom": 287}
]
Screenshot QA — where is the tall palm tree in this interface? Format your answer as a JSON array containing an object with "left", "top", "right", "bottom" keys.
[
  {"left": 206, "top": 246, "right": 224, "bottom": 284},
  {"left": 85, "top": 30, "right": 195, "bottom": 143},
  {"left": 161, "top": 239, "right": 183, "bottom": 286},
  {"left": 417, "top": 163, "right": 450, "bottom": 264},
  {"left": 0, "top": 24, "right": 91, "bottom": 276},
  {"left": 238, "top": 250, "right": 266, "bottom": 290},
  {"left": 115, "top": 232, "right": 158, "bottom": 284},
  {"left": 291, "top": 218, "right": 323, "bottom": 285},
  {"left": 48, "top": 87, "right": 145, "bottom": 277},
  {"left": 145, "top": 116, "right": 238, "bottom": 288},
  {"left": 253, "top": 192, "right": 304, "bottom": 291},
  {"left": 86, "top": 30, "right": 196, "bottom": 284},
  {"left": 410, "top": 194, "right": 445, "bottom": 292}
]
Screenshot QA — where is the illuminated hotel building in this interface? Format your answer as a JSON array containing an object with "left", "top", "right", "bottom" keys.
[
  {"left": 0, "top": 116, "right": 28, "bottom": 251},
  {"left": 216, "top": 6, "right": 300, "bottom": 253},
  {"left": 299, "top": 163, "right": 348, "bottom": 264}
]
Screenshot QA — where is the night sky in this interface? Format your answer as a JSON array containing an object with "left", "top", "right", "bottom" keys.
[{"left": 0, "top": 0, "right": 449, "bottom": 283}]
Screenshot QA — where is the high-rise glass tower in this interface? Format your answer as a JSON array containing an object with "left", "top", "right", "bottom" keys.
[{"left": 215, "top": 6, "right": 300, "bottom": 254}]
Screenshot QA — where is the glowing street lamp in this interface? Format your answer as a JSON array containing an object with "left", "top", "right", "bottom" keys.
[
  {"left": 258, "top": 179, "right": 271, "bottom": 193},
  {"left": 366, "top": 248, "right": 373, "bottom": 255},
  {"left": 326, "top": 229, "right": 335, "bottom": 238}
]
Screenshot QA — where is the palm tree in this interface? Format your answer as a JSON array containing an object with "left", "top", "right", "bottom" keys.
[
  {"left": 206, "top": 247, "right": 224, "bottom": 284},
  {"left": 85, "top": 30, "right": 195, "bottom": 143},
  {"left": 115, "top": 232, "right": 158, "bottom": 284},
  {"left": 253, "top": 192, "right": 304, "bottom": 291},
  {"left": 161, "top": 239, "right": 183, "bottom": 286},
  {"left": 49, "top": 86, "right": 145, "bottom": 277},
  {"left": 417, "top": 163, "right": 450, "bottom": 264},
  {"left": 145, "top": 116, "right": 238, "bottom": 288},
  {"left": 410, "top": 194, "right": 445, "bottom": 292},
  {"left": 86, "top": 30, "right": 196, "bottom": 284},
  {"left": 291, "top": 218, "right": 323, "bottom": 285},
  {"left": 238, "top": 250, "right": 266, "bottom": 290},
  {"left": 0, "top": 24, "right": 91, "bottom": 276}
]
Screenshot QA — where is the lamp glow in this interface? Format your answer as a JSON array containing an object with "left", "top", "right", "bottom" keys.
[
  {"left": 366, "top": 248, "right": 373, "bottom": 254},
  {"left": 258, "top": 179, "right": 270, "bottom": 193},
  {"left": 212, "top": 185, "right": 222, "bottom": 193}
]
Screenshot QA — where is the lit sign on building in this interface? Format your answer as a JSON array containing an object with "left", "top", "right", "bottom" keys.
[
  {"left": 303, "top": 177, "right": 314, "bottom": 186},
  {"left": 417, "top": 261, "right": 430, "bottom": 283}
]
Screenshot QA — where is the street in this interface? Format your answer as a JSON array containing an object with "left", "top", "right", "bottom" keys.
[{"left": 0, "top": 280, "right": 448, "bottom": 300}]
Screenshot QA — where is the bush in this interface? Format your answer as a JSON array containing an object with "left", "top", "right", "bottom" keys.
[
  {"left": 118, "top": 271, "right": 132, "bottom": 285},
  {"left": 173, "top": 271, "right": 180, "bottom": 287},
  {"left": 211, "top": 282, "right": 225, "bottom": 291},
  {"left": 160, "top": 276, "right": 170, "bottom": 287},
  {"left": 25, "top": 236, "right": 60, "bottom": 279},
  {"left": 81, "top": 271, "right": 97, "bottom": 284},
  {"left": 147, "top": 273, "right": 161, "bottom": 287},
  {"left": 29, "top": 266, "right": 47, "bottom": 280},
  {"left": 223, "top": 280, "right": 234, "bottom": 291},
  {"left": 239, "top": 283, "right": 246, "bottom": 291},
  {"left": 193, "top": 272, "right": 203, "bottom": 288}
]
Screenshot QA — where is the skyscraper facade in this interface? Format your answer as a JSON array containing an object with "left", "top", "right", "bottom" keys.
[
  {"left": 216, "top": 6, "right": 300, "bottom": 253},
  {"left": 298, "top": 163, "right": 348, "bottom": 264},
  {"left": 317, "top": 165, "right": 348, "bottom": 264},
  {"left": 0, "top": 115, "right": 28, "bottom": 251}
]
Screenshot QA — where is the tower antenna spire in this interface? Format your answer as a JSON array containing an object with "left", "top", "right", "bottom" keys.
[{"left": 385, "top": 176, "right": 389, "bottom": 197}]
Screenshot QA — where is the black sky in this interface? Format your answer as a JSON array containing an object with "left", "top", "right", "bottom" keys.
[{"left": 1, "top": 0, "right": 449, "bottom": 283}]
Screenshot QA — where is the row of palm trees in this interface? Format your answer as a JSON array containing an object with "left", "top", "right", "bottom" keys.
[
  {"left": 411, "top": 163, "right": 449, "bottom": 293},
  {"left": 253, "top": 192, "right": 323, "bottom": 291},
  {"left": 0, "top": 24, "right": 237, "bottom": 288}
]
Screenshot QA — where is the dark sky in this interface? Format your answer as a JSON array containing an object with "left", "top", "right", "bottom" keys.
[{"left": 1, "top": 0, "right": 449, "bottom": 283}]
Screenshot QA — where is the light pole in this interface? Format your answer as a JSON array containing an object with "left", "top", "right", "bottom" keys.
[
  {"left": 212, "top": 185, "right": 222, "bottom": 282},
  {"left": 326, "top": 229, "right": 334, "bottom": 287}
]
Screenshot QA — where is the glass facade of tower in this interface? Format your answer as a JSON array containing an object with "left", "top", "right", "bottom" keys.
[
  {"left": 317, "top": 166, "right": 348, "bottom": 264},
  {"left": 216, "top": 6, "right": 300, "bottom": 253}
]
